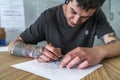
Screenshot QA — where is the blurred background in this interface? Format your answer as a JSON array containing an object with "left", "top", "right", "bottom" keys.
[{"left": 0, "top": 0, "right": 120, "bottom": 46}]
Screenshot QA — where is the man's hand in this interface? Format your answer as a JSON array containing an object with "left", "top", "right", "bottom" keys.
[
  {"left": 60, "top": 46, "right": 107, "bottom": 69},
  {"left": 37, "top": 44, "right": 62, "bottom": 62}
]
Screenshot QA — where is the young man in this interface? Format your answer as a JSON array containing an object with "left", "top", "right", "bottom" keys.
[{"left": 9, "top": 0, "right": 120, "bottom": 69}]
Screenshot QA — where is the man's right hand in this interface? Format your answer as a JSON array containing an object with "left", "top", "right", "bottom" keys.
[{"left": 37, "top": 44, "right": 62, "bottom": 62}]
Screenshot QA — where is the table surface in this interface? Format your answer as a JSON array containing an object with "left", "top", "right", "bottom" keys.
[{"left": 0, "top": 52, "right": 120, "bottom": 80}]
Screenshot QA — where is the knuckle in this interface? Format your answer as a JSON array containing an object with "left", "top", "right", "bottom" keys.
[
  {"left": 47, "top": 58, "right": 51, "bottom": 61},
  {"left": 77, "top": 47, "right": 81, "bottom": 50},
  {"left": 76, "top": 56, "right": 81, "bottom": 61},
  {"left": 50, "top": 54, "right": 55, "bottom": 59},
  {"left": 53, "top": 48, "right": 57, "bottom": 53},
  {"left": 44, "top": 57, "right": 50, "bottom": 62},
  {"left": 67, "top": 53, "right": 72, "bottom": 57}
]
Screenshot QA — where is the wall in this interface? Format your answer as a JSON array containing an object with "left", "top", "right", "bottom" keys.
[
  {"left": 24, "top": 0, "right": 65, "bottom": 28},
  {"left": 110, "top": 0, "right": 120, "bottom": 38}
]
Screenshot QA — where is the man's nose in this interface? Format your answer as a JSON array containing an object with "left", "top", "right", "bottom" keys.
[{"left": 73, "top": 15, "right": 80, "bottom": 24}]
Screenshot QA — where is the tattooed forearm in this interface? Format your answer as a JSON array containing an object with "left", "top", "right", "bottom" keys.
[
  {"left": 12, "top": 40, "right": 33, "bottom": 57},
  {"left": 10, "top": 39, "right": 44, "bottom": 58},
  {"left": 101, "top": 32, "right": 119, "bottom": 44},
  {"left": 31, "top": 47, "right": 44, "bottom": 59}
]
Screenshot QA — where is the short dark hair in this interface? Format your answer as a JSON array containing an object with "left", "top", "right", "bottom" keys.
[{"left": 67, "top": 0, "right": 105, "bottom": 11}]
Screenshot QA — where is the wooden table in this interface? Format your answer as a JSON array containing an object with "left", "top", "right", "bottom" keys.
[{"left": 0, "top": 52, "right": 120, "bottom": 80}]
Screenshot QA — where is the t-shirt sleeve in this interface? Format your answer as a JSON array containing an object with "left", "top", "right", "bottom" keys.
[
  {"left": 20, "top": 12, "right": 46, "bottom": 44},
  {"left": 95, "top": 9, "right": 114, "bottom": 39}
]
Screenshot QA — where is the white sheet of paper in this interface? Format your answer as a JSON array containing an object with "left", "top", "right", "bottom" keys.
[
  {"left": 12, "top": 60, "right": 102, "bottom": 80},
  {"left": 0, "top": 46, "right": 8, "bottom": 52}
]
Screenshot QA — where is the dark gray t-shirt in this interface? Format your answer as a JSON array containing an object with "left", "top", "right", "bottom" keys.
[{"left": 20, "top": 4, "right": 114, "bottom": 54}]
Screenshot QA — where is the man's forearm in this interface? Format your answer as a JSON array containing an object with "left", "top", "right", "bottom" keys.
[
  {"left": 99, "top": 32, "right": 120, "bottom": 58},
  {"left": 9, "top": 38, "right": 43, "bottom": 58},
  {"left": 100, "top": 40, "right": 120, "bottom": 58}
]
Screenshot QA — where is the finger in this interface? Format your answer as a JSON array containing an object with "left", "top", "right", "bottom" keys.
[
  {"left": 39, "top": 54, "right": 51, "bottom": 62},
  {"left": 55, "top": 48, "right": 62, "bottom": 57},
  {"left": 66, "top": 56, "right": 81, "bottom": 69},
  {"left": 45, "top": 44, "right": 61, "bottom": 57},
  {"left": 60, "top": 54, "right": 72, "bottom": 68},
  {"left": 37, "top": 57, "right": 46, "bottom": 63},
  {"left": 67, "top": 47, "right": 85, "bottom": 58},
  {"left": 78, "top": 60, "right": 89, "bottom": 69},
  {"left": 43, "top": 49, "right": 59, "bottom": 60}
]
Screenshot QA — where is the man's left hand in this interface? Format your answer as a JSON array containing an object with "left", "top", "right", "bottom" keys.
[{"left": 60, "top": 46, "right": 107, "bottom": 69}]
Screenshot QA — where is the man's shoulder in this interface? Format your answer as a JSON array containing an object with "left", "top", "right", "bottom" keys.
[
  {"left": 94, "top": 9, "right": 106, "bottom": 18},
  {"left": 42, "top": 4, "right": 63, "bottom": 17}
]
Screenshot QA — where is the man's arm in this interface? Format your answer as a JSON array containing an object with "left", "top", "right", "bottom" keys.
[
  {"left": 8, "top": 37, "right": 62, "bottom": 62},
  {"left": 8, "top": 37, "right": 44, "bottom": 58},
  {"left": 100, "top": 32, "right": 120, "bottom": 58},
  {"left": 60, "top": 32, "right": 120, "bottom": 69}
]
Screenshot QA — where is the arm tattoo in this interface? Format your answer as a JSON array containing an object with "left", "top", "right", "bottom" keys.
[
  {"left": 12, "top": 43, "right": 31, "bottom": 57},
  {"left": 101, "top": 32, "right": 119, "bottom": 44},
  {"left": 12, "top": 40, "right": 44, "bottom": 58},
  {"left": 31, "top": 47, "right": 44, "bottom": 59},
  {"left": 106, "top": 40, "right": 117, "bottom": 44}
]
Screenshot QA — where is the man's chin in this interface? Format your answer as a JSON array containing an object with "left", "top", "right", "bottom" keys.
[
  {"left": 68, "top": 22, "right": 76, "bottom": 27},
  {"left": 69, "top": 23, "right": 83, "bottom": 27}
]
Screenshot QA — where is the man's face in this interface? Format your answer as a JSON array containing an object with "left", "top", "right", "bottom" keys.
[{"left": 65, "top": 0, "right": 96, "bottom": 27}]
